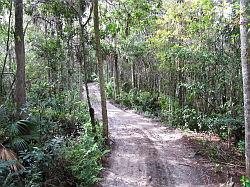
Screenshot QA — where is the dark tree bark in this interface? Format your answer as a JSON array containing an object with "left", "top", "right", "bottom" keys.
[
  {"left": 78, "top": 41, "right": 97, "bottom": 136},
  {"left": 240, "top": 0, "right": 250, "bottom": 178},
  {"left": 93, "top": 0, "right": 109, "bottom": 143},
  {"left": 14, "top": 0, "right": 26, "bottom": 116},
  {"left": 77, "top": 0, "right": 97, "bottom": 137},
  {"left": 125, "top": 13, "right": 131, "bottom": 37}
]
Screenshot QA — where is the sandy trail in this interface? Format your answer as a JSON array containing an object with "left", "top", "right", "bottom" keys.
[{"left": 88, "top": 84, "right": 220, "bottom": 187}]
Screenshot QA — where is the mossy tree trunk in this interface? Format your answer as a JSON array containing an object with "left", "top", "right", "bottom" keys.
[{"left": 14, "top": 0, "right": 26, "bottom": 117}]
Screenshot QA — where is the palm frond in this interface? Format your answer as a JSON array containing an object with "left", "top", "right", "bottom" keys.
[
  {"left": 6, "top": 120, "right": 39, "bottom": 151},
  {"left": 11, "top": 138, "right": 28, "bottom": 151},
  {"left": 8, "top": 123, "right": 21, "bottom": 136},
  {"left": 0, "top": 145, "right": 24, "bottom": 172},
  {"left": 7, "top": 120, "right": 37, "bottom": 137}
]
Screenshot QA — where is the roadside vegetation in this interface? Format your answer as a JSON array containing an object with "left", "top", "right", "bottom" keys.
[{"left": 0, "top": 0, "right": 250, "bottom": 186}]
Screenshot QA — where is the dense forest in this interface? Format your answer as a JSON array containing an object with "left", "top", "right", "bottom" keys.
[{"left": 0, "top": 0, "right": 249, "bottom": 186}]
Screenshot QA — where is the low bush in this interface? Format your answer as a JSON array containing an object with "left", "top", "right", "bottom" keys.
[
  {"left": 107, "top": 84, "right": 245, "bottom": 152},
  {"left": 62, "top": 123, "right": 108, "bottom": 186},
  {"left": 0, "top": 81, "right": 106, "bottom": 186}
]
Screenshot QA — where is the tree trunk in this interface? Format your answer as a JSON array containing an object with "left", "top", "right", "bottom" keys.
[
  {"left": 77, "top": 0, "right": 97, "bottom": 136},
  {"left": 67, "top": 39, "right": 72, "bottom": 90},
  {"left": 131, "top": 61, "right": 136, "bottom": 89},
  {"left": 14, "top": 0, "right": 26, "bottom": 116},
  {"left": 82, "top": 34, "right": 97, "bottom": 135},
  {"left": 93, "top": 0, "right": 109, "bottom": 143},
  {"left": 178, "top": 60, "right": 185, "bottom": 108},
  {"left": 78, "top": 47, "right": 84, "bottom": 99},
  {"left": 240, "top": 0, "right": 250, "bottom": 178},
  {"left": 44, "top": 21, "right": 51, "bottom": 84},
  {"left": 1, "top": 0, "right": 12, "bottom": 98},
  {"left": 114, "top": 53, "right": 120, "bottom": 97}
]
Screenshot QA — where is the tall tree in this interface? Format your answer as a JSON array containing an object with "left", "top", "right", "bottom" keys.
[
  {"left": 93, "top": 0, "right": 109, "bottom": 143},
  {"left": 14, "top": 0, "right": 26, "bottom": 116},
  {"left": 240, "top": 0, "right": 250, "bottom": 178},
  {"left": 114, "top": 52, "right": 120, "bottom": 97},
  {"left": 0, "top": 0, "right": 12, "bottom": 98}
]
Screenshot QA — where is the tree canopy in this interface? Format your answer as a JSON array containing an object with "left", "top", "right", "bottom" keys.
[{"left": 0, "top": 0, "right": 249, "bottom": 186}]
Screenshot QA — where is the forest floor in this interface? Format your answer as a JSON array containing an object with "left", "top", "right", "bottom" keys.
[{"left": 87, "top": 83, "right": 244, "bottom": 187}]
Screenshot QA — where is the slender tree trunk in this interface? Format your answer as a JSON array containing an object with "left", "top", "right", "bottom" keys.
[
  {"left": 110, "top": 56, "right": 114, "bottom": 78},
  {"left": 67, "top": 19, "right": 73, "bottom": 91},
  {"left": 125, "top": 13, "right": 131, "bottom": 37},
  {"left": 56, "top": 18, "right": 64, "bottom": 91},
  {"left": 77, "top": 0, "right": 97, "bottom": 136},
  {"left": 14, "top": 0, "right": 26, "bottom": 116},
  {"left": 240, "top": 0, "right": 250, "bottom": 178},
  {"left": 131, "top": 61, "right": 136, "bottom": 89},
  {"left": 114, "top": 53, "right": 120, "bottom": 97},
  {"left": 67, "top": 39, "right": 72, "bottom": 90},
  {"left": 51, "top": 17, "right": 57, "bottom": 86},
  {"left": 78, "top": 47, "right": 84, "bottom": 99},
  {"left": 178, "top": 60, "right": 185, "bottom": 108},
  {"left": 106, "top": 61, "right": 109, "bottom": 82},
  {"left": 1, "top": 0, "right": 12, "bottom": 98},
  {"left": 93, "top": 0, "right": 109, "bottom": 143},
  {"left": 8, "top": 48, "right": 13, "bottom": 91},
  {"left": 125, "top": 13, "right": 134, "bottom": 88},
  {"left": 44, "top": 21, "right": 51, "bottom": 84},
  {"left": 78, "top": 41, "right": 97, "bottom": 135},
  {"left": 81, "top": 32, "right": 97, "bottom": 135}
]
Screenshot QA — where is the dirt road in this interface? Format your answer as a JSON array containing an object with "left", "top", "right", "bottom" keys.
[{"left": 88, "top": 84, "right": 224, "bottom": 187}]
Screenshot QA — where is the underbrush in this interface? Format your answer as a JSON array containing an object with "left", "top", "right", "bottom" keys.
[
  {"left": 0, "top": 81, "right": 106, "bottom": 187},
  {"left": 181, "top": 134, "right": 245, "bottom": 185},
  {"left": 62, "top": 123, "right": 108, "bottom": 186},
  {"left": 107, "top": 82, "right": 245, "bottom": 153}
]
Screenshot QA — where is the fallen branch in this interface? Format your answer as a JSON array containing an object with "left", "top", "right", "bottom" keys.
[{"left": 200, "top": 160, "right": 245, "bottom": 168}]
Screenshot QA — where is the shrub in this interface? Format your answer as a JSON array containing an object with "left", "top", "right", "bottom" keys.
[
  {"left": 62, "top": 123, "right": 108, "bottom": 186},
  {"left": 170, "top": 106, "right": 201, "bottom": 131}
]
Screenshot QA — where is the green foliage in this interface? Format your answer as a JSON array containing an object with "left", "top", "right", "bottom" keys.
[
  {"left": 115, "top": 88, "right": 161, "bottom": 116},
  {"left": 28, "top": 81, "right": 89, "bottom": 137},
  {"left": 0, "top": 103, "right": 40, "bottom": 151},
  {"left": 0, "top": 0, "right": 247, "bottom": 184},
  {"left": 113, "top": 86, "right": 245, "bottom": 145},
  {"left": 202, "top": 115, "right": 244, "bottom": 139},
  {"left": 103, "top": 0, "right": 244, "bottom": 152},
  {"left": 6, "top": 120, "right": 40, "bottom": 151},
  {"left": 237, "top": 140, "right": 245, "bottom": 153},
  {"left": 63, "top": 123, "right": 108, "bottom": 186},
  {"left": 0, "top": 80, "right": 104, "bottom": 186},
  {"left": 0, "top": 168, "right": 26, "bottom": 187},
  {"left": 170, "top": 106, "right": 201, "bottom": 131},
  {"left": 20, "top": 146, "right": 56, "bottom": 186},
  {"left": 241, "top": 176, "right": 250, "bottom": 187},
  {"left": 0, "top": 0, "right": 106, "bottom": 186},
  {"left": 38, "top": 0, "right": 76, "bottom": 19},
  {"left": 106, "top": 79, "right": 115, "bottom": 99},
  {"left": 0, "top": 138, "right": 66, "bottom": 187}
]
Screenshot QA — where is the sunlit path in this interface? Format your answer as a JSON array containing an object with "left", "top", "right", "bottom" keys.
[{"left": 89, "top": 84, "right": 228, "bottom": 187}]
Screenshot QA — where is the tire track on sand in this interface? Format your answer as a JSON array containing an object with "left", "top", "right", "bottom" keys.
[{"left": 88, "top": 84, "right": 221, "bottom": 187}]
